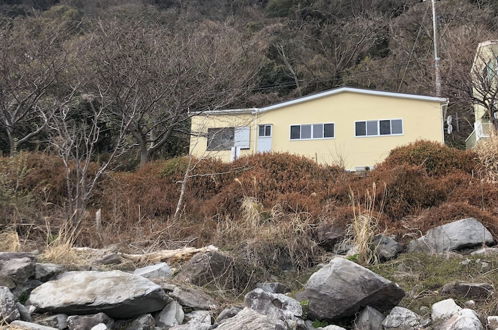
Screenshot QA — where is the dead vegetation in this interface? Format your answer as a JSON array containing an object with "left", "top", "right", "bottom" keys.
[{"left": 1, "top": 141, "right": 498, "bottom": 274}]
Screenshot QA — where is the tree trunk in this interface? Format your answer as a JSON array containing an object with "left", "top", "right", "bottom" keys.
[
  {"left": 139, "top": 146, "right": 149, "bottom": 167},
  {"left": 7, "top": 132, "right": 18, "bottom": 156}
]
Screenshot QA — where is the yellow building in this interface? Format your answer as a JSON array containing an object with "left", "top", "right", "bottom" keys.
[
  {"left": 190, "top": 87, "right": 447, "bottom": 170},
  {"left": 466, "top": 40, "right": 498, "bottom": 149}
]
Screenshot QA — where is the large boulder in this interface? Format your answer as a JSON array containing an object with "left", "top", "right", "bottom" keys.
[
  {"left": 256, "top": 282, "right": 290, "bottom": 294},
  {"left": 155, "top": 300, "right": 184, "bottom": 328},
  {"left": 133, "top": 263, "right": 172, "bottom": 280},
  {"left": 36, "top": 314, "right": 68, "bottom": 329},
  {"left": 408, "top": 218, "right": 494, "bottom": 253},
  {"left": 431, "top": 299, "right": 462, "bottom": 322},
  {"left": 215, "top": 307, "right": 286, "bottom": 330},
  {"left": 35, "top": 263, "right": 64, "bottom": 282},
  {"left": 28, "top": 270, "right": 170, "bottom": 319},
  {"left": 0, "top": 286, "right": 20, "bottom": 322},
  {"left": 297, "top": 258, "right": 404, "bottom": 321},
  {"left": 245, "top": 288, "right": 302, "bottom": 321},
  {"left": 441, "top": 282, "right": 494, "bottom": 300}
]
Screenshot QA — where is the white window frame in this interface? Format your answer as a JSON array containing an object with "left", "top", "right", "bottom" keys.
[
  {"left": 354, "top": 119, "right": 404, "bottom": 138},
  {"left": 258, "top": 124, "right": 272, "bottom": 137},
  {"left": 289, "top": 123, "right": 335, "bottom": 140}
]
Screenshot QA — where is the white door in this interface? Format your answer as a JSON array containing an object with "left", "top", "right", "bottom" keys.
[{"left": 257, "top": 124, "right": 272, "bottom": 153}]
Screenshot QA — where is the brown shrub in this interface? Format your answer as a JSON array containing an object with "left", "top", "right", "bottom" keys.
[{"left": 377, "top": 140, "right": 478, "bottom": 177}]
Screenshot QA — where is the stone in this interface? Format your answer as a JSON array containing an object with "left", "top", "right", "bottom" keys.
[
  {"left": 28, "top": 270, "right": 170, "bottom": 319},
  {"left": 13, "top": 279, "right": 42, "bottom": 300},
  {"left": 488, "top": 316, "right": 498, "bottom": 329},
  {"left": 0, "top": 257, "right": 35, "bottom": 284},
  {"left": 0, "top": 275, "right": 16, "bottom": 289},
  {"left": 170, "top": 324, "right": 211, "bottom": 330},
  {"left": 67, "top": 313, "right": 114, "bottom": 330},
  {"left": 35, "top": 263, "right": 64, "bottom": 282},
  {"left": 372, "top": 235, "right": 402, "bottom": 261},
  {"left": 215, "top": 306, "right": 243, "bottom": 324},
  {"left": 408, "top": 218, "right": 494, "bottom": 253},
  {"left": 382, "top": 307, "right": 420, "bottom": 330},
  {"left": 169, "top": 285, "right": 217, "bottom": 310},
  {"left": 441, "top": 282, "right": 494, "bottom": 300},
  {"left": 134, "top": 263, "right": 172, "bottom": 279},
  {"left": 0, "top": 252, "right": 36, "bottom": 261},
  {"left": 354, "top": 306, "right": 384, "bottom": 330},
  {"left": 322, "top": 326, "right": 347, "bottom": 330},
  {"left": 90, "top": 324, "right": 108, "bottom": 330},
  {"left": 9, "top": 321, "right": 58, "bottom": 330},
  {"left": 297, "top": 257, "right": 404, "bottom": 321},
  {"left": 36, "top": 314, "right": 68, "bottom": 329},
  {"left": 439, "top": 308, "right": 483, "bottom": 330},
  {"left": 471, "top": 247, "right": 498, "bottom": 256},
  {"left": 175, "top": 251, "right": 235, "bottom": 286},
  {"left": 17, "top": 302, "right": 32, "bottom": 321},
  {"left": 215, "top": 307, "right": 286, "bottom": 330},
  {"left": 123, "top": 314, "right": 155, "bottom": 330},
  {"left": 464, "top": 300, "right": 476, "bottom": 308},
  {"left": 315, "top": 223, "right": 346, "bottom": 250},
  {"left": 185, "top": 310, "right": 211, "bottom": 323},
  {"left": 95, "top": 253, "right": 122, "bottom": 265},
  {"left": 432, "top": 299, "right": 462, "bottom": 322},
  {"left": 245, "top": 288, "right": 302, "bottom": 321},
  {"left": 0, "top": 286, "right": 20, "bottom": 322},
  {"left": 155, "top": 300, "right": 184, "bottom": 328},
  {"left": 256, "top": 282, "right": 290, "bottom": 294},
  {"left": 123, "top": 314, "right": 156, "bottom": 330}
]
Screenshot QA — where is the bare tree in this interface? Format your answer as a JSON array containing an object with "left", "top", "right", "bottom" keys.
[
  {"left": 82, "top": 19, "right": 264, "bottom": 166},
  {"left": 0, "top": 19, "right": 70, "bottom": 155}
]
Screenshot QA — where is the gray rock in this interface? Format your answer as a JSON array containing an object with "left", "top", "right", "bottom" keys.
[
  {"left": 175, "top": 251, "right": 235, "bottom": 286},
  {"left": 487, "top": 316, "right": 498, "bottom": 329},
  {"left": 245, "top": 288, "right": 302, "bottom": 321},
  {"left": 354, "top": 306, "right": 384, "bottom": 330},
  {"left": 215, "top": 307, "right": 286, "bottom": 330},
  {"left": 432, "top": 299, "right": 462, "bottom": 322},
  {"left": 170, "top": 324, "right": 211, "bottom": 330},
  {"left": 0, "top": 286, "right": 20, "bottom": 322},
  {"left": 382, "top": 307, "right": 420, "bottom": 330},
  {"left": 256, "top": 282, "right": 290, "bottom": 294},
  {"left": 124, "top": 314, "right": 155, "bottom": 330},
  {"left": 471, "top": 247, "right": 498, "bottom": 256},
  {"left": 17, "top": 302, "right": 32, "bottom": 321},
  {"left": 439, "top": 309, "right": 483, "bottom": 330},
  {"left": 169, "top": 285, "right": 217, "bottom": 310},
  {"left": 0, "top": 257, "right": 35, "bottom": 284},
  {"left": 408, "top": 218, "right": 494, "bottom": 253},
  {"left": 315, "top": 223, "right": 346, "bottom": 250},
  {"left": 9, "top": 320, "right": 58, "bottom": 330},
  {"left": 0, "top": 275, "right": 16, "bottom": 289},
  {"left": 28, "top": 270, "right": 170, "bottom": 319},
  {"left": 67, "top": 313, "right": 114, "bottom": 330},
  {"left": 13, "top": 279, "right": 42, "bottom": 300},
  {"left": 95, "top": 253, "right": 122, "bottom": 265},
  {"left": 134, "top": 263, "right": 172, "bottom": 279},
  {"left": 441, "top": 282, "right": 494, "bottom": 300},
  {"left": 35, "top": 263, "right": 64, "bottom": 282},
  {"left": 90, "top": 324, "right": 108, "bottom": 330},
  {"left": 464, "top": 300, "right": 476, "bottom": 308},
  {"left": 372, "top": 235, "right": 402, "bottom": 261},
  {"left": 297, "top": 258, "right": 404, "bottom": 321},
  {"left": 185, "top": 310, "right": 211, "bottom": 323},
  {"left": 0, "top": 252, "right": 36, "bottom": 261},
  {"left": 36, "top": 314, "right": 68, "bottom": 329},
  {"left": 322, "top": 326, "right": 347, "bottom": 330},
  {"left": 155, "top": 300, "right": 184, "bottom": 328},
  {"left": 215, "top": 306, "right": 243, "bottom": 324}
]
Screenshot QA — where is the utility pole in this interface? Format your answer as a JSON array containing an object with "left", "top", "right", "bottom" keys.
[{"left": 430, "top": 0, "right": 442, "bottom": 97}]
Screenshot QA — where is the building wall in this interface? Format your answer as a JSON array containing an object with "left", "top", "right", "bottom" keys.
[{"left": 190, "top": 91, "right": 444, "bottom": 170}]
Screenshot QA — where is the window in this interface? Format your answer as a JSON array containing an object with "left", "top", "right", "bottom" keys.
[
  {"left": 290, "top": 123, "right": 334, "bottom": 140},
  {"left": 259, "top": 125, "right": 272, "bottom": 137},
  {"left": 355, "top": 119, "right": 403, "bottom": 137},
  {"left": 207, "top": 126, "right": 250, "bottom": 150}
]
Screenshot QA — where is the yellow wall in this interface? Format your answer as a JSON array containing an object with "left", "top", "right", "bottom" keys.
[{"left": 190, "top": 92, "right": 444, "bottom": 170}]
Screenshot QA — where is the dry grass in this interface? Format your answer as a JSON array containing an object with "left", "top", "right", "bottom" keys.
[
  {"left": 39, "top": 221, "right": 81, "bottom": 266},
  {"left": 475, "top": 134, "right": 498, "bottom": 183},
  {"left": 0, "top": 230, "right": 21, "bottom": 252}
]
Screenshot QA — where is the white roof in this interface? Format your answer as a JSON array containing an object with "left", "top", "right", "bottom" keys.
[{"left": 192, "top": 87, "right": 448, "bottom": 115}]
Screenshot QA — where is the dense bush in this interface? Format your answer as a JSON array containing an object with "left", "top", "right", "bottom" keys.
[{"left": 377, "top": 141, "right": 479, "bottom": 176}]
